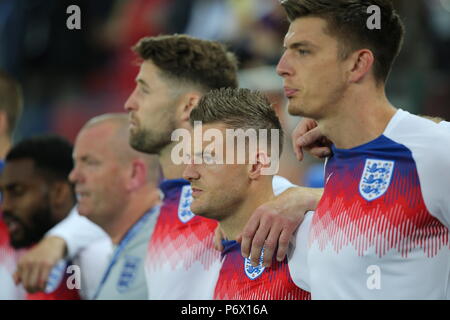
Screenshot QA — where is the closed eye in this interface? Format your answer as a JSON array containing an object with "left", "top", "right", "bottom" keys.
[{"left": 139, "top": 86, "right": 149, "bottom": 94}]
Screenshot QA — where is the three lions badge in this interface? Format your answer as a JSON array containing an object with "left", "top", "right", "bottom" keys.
[
  {"left": 359, "top": 159, "right": 395, "bottom": 201},
  {"left": 244, "top": 249, "right": 266, "bottom": 280},
  {"left": 178, "top": 185, "right": 195, "bottom": 223},
  {"left": 117, "top": 256, "right": 141, "bottom": 293}
]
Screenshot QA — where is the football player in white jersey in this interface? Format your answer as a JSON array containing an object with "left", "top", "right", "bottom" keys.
[
  {"left": 183, "top": 88, "right": 311, "bottom": 300},
  {"left": 124, "top": 35, "right": 317, "bottom": 299},
  {"left": 246, "top": 0, "right": 450, "bottom": 299},
  {"left": 1, "top": 135, "right": 81, "bottom": 300}
]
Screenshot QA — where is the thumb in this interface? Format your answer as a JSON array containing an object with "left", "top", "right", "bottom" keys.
[{"left": 13, "top": 271, "right": 21, "bottom": 285}]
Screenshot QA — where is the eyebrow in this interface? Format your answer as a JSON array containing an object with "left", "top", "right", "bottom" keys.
[
  {"left": 3, "top": 182, "right": 20, "bottom": 191},
  {"left": 136, "top": 78, "right": 149, "bottom": 87},
  {"left": 73, "top": 155, "right": 93, "bottom": 162},
  {"left": 284, "top": 41, "right": 318, "bottom": 50}
]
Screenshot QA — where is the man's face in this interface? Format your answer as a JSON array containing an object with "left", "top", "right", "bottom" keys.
[
  {"left": 0, "top": 159, "right": 54, "bottom": 249},
  {"left": 182, "top": 123, "right": 249, "bottom": 220},
  {"left": 276, "top": 17, "right": 348, "bottom": 119},
  {"left": 124, "top": 60, "right": 180, "bottom": 154},
  {"left": 69, "top": 124, "right": 129, "bottom": 225}
]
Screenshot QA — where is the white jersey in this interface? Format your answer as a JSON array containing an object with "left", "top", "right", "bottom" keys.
[
  {"left": 0, "top": 216, "right": 26, "bottom": 299},
  {"left": 296, "top": 109, "right": 450, "bottom": 299},
  {"left": 288, "top": 211, "right": 314, "bottom": 293},
  {"left": 439, "top": 121, "right": 450, "bottom": 130},
  {"left": 145, "top": 175, "right": 296, "bottom": 299},
  {"left": 74, "top": 238, "right": 113, "bottom": 299},
  {"left": 47, "top": 207, "right": 113, "bottom": 299},
  {"left": 48, "top": 207, "right": 109, "bottom": 258}
]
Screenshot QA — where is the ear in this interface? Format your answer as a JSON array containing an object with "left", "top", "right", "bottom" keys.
[
  {"left": 348, "top": 49, "right": 375, "bottom": 84},
  {"left": 127, "top": 159, "right": 147, "bottom": 191},
  {"left": 49, "top": 181, "right": 73, "bottom": 212},
  {"left": 177, "top": 92, "right": 202, "bottom": 129},
  {"left": 0, "top": 110, "right": 9, "bottom": 136},
  {"left": 248, "top": 151, "right": 271, "bottom": 180}
]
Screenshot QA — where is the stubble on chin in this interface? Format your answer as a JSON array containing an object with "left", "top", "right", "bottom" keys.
[{"left": 130, "top": 127, "right": 174, "bottom": 155}]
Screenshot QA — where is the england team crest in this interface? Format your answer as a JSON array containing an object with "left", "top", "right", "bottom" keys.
[
  {"left": 117, "top": 256, "right": 141, "bottom": 293},
  {"left": 359, "top": 159, "right": 395, "bottom": 201},
  {"left": 178, "top": 185, "right": 195, "bottom": 223},
  {"left": 44, "top": 260, "right": 67, "bottom": 293},
  {"left": 244, "top": 249, "right": 266, "bottom": 280}
]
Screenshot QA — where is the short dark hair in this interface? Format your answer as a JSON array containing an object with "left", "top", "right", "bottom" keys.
[
  {"left": 190, "top": 88, "right": 284, "bottom": 155},
  {"left": 6, "top": 135, "right": 73, "bottom": 182},
  {"left": 0, "top": 70, "right": 23, "bottom": 137},
  {"left": 280, "top": 0, "right": 405, "bottom": 83},
  {"left": 132, "top": 34, "right": 239, "bottom": 91}
]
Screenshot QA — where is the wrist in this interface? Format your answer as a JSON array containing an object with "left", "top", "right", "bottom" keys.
[{"left": 45, "top": 236, "right": 68, "bottom": 258}]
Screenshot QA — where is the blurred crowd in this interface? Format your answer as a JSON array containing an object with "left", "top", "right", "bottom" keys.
[{"left": 0, "top": 0, "right": 449, "bottom": 186}]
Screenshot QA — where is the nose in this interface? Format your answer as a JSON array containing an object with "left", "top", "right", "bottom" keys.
[
  {"left": 182, "top": 161, "right": 200, "bottom": 182},
  {"left": 1, "top": 193, "right": 13, "bottom": 214},
  {"left": 68, "top": 165, "right": 82, "bottom": 184},
  {"left": 276, "top": 51, "right": 293, "bottom": 78},
  {"left": 124, "top": 89, "right": 138, "bottom": 112}
]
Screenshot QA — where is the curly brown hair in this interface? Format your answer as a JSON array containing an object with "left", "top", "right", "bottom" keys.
[
  {"left": 132, "top": 34, "right": 238, "bottom": 92},
  {"left": 280, "top": 0, "right": 405, "bottom": 84}
]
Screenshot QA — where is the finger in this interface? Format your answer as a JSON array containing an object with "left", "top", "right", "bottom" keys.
[
  {"left": 249, "top": 220, "right": 271, "bottom": 267},
  {"left": 291, "top": 118, "right": 315, "bottom": 141},
  {"left": 276, "top": 227, "right": 295, "bottom": 262},
  {"left": 296, "top": 127, "right": 324, "bottom": 148},
  {"left": 214, "top": 227, "right": 224, "bottom": 252},
  {"left": 292, "top": 126, "right": 307, "bottom": 162},
  {"left": 261, "top": 223, "right": 283, "bottom": 268},
  {"left": 214, "top": 238, "right": 224, "bottom": 251},
  {"left": 23, "top": 264, "right": 41, "bottom": 293},
  {"left": 240, "top": 215, "right": 261, "bottom": 259},
  {"left": 294, "top": 144, "right": 304, "bottom": 162},
  {"left": 13, "top": 270, "right": 21, "bottom": 285},
  {"left": 38, "top": 265, "right": 52, "bottom": 291},
  {"left": 310, "top": 146, "right": 332, "bottom": 159},
  {"left": 18, "top": 263, "right": 31, "bottom": 291}
]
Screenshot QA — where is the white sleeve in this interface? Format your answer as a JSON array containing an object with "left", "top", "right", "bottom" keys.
[
  {"left": 287, "top": 211, "right": 313, "bottom": 292},
  {"left": 0, "top": 266, "right": 25, "bottom": 299},
  {"left": 272, "top": 175, "right": 297, "bottom": 195},
  {"left": 74, "top": 238, "right": 113, "bottom": 300},
  {"left": 413, "top": 128, "right": 450, "bottom": 228},
  {"left": 47, "top": 207, "right": 109, "bottom": 259},
  {"left": 386, "top": 112, "right": 450, "bottom": 228},
  {"left": 439, "top": 121, "right": 450, "bottom": 130}
]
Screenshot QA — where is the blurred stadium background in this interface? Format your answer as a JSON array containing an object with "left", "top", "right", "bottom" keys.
[{"left": 0, "top": 0, "right": 449, "bottom": 187}]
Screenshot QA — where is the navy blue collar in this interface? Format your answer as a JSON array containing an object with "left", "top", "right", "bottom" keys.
[
  {"left": 221, "top": 239, "right": 240, "bottom": 258},
  {"left": 159, "top": 179, "right": 190, "bottom": 197}
]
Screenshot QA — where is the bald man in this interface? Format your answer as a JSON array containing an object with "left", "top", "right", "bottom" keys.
[{"left": 68, "top": 113, "right": 161, "bottom": 299}]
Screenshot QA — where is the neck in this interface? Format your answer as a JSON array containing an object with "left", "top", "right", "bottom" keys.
[
  {"left": 159, "top": 142, "right": 186, "bottom": 180},
  {"left": 53, "top": 200, "right": 76, "bottom": 225},
  {"left": 318, "top": 85, "right": 397, "bottom": 149},
  {"left": 220, "top": 178, "right": 274, "bottom": 241},
  {"left": 107, "top": 187, "right": 160, "bottom": 245},
  {"left": 0, "top": 136, "right": 11, "bottom": 160}
]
